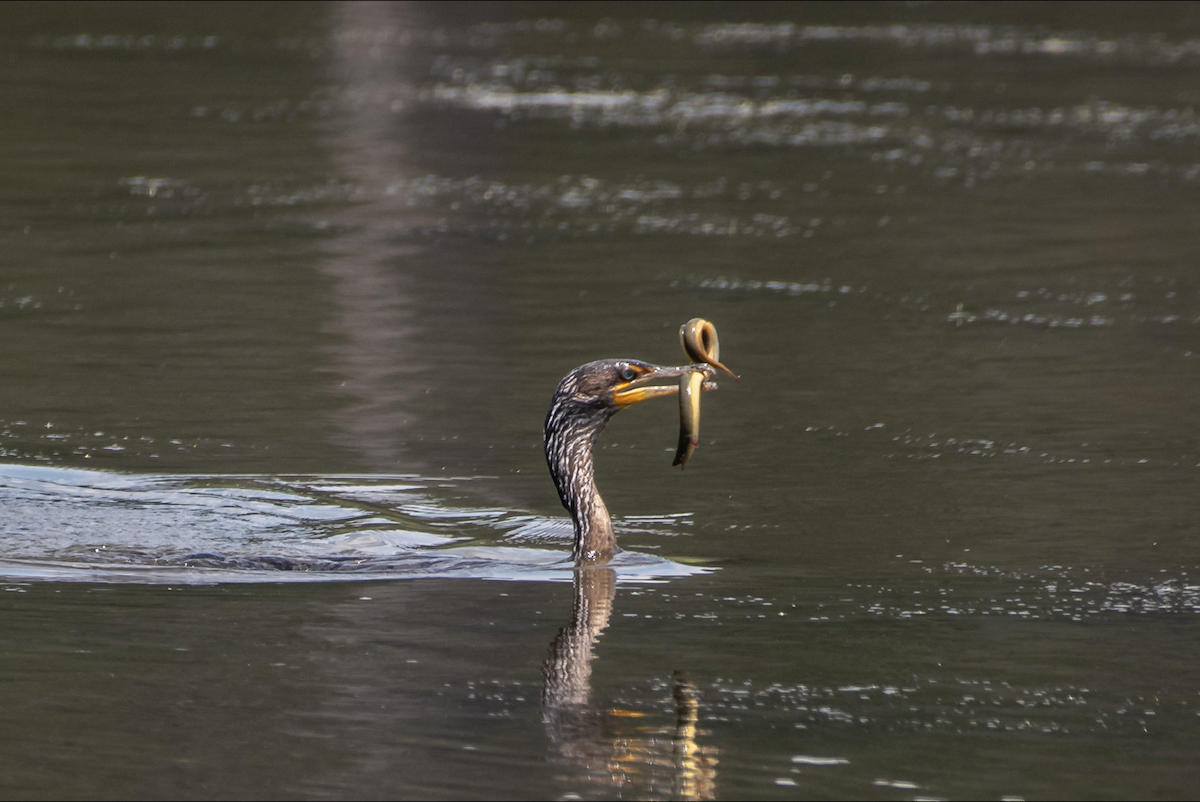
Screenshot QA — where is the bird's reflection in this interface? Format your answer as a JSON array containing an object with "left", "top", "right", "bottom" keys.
[{"left": 542, "top": 568, "right": 718, "bottom": 800}]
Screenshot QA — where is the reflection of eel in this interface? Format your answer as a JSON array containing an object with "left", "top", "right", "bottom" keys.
[
  {"left": 673, "top": 670, "right": 718, "bottom": 801},
  {"left": 541, "top": 569, "right": 718, "bottom": 800},
  {"left": 673, "top": 318, "right": 739, "bottom": 470}
]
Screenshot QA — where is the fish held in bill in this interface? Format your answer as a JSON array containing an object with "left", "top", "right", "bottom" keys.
[
  {"left": 679, "top": 317, "right": 738, "bottom": 381},
  {"left": 673, "top": 318, "right": 738, "bottom": 469},
  {"left": 673, "top": 369, "right": 706, "bottom": 469}
]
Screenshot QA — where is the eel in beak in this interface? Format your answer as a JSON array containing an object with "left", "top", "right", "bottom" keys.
[{"left": 673, "top": 318, "right": 738, "bottom": 469}]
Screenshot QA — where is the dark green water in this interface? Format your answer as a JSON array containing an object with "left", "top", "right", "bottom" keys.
[{"left": 3, "top": 2, "right": 1200, "bottom": 798}]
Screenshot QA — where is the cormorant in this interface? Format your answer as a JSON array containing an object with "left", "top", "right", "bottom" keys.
[{"left": 544, "top": 359, "right": 715, "bottom": 565}]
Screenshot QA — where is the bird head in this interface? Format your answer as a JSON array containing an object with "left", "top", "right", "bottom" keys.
[{"left": 548, "top": 359, "right": 705, "bottom": 422}]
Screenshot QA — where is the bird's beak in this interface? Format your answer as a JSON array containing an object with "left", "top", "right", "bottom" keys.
[{"left": 613, "top": 364, "right": 715, "bottom": 408}]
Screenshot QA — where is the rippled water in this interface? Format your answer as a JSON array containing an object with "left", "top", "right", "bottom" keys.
[
  {"left": 3, "top": 2, "right": 1200, "bottom": 799},
  {"left": 0, "top": 463, "right": 707, "bottom": 583}
]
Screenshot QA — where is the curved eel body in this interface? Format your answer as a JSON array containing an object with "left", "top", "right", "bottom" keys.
[{"left": 673, "top": 318, "right": 737, "bottom": 469}]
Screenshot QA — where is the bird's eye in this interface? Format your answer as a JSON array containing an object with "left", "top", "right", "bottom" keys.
[{"left": 620, "top": 366, "right": 636, "bottom": 381}]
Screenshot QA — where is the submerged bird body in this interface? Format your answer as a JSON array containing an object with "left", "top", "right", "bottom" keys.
[{"left": 545, "top": 358, "right": 711, "bottom": 565}]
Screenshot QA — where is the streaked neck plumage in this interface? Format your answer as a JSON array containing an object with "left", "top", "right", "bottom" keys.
[{"left": 544, "top": 377, "right": 620, "bottom": 565}]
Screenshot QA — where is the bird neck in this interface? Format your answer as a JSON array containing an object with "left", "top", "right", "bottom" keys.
[
  {"left": 545, "top": 407, "right": 619, "bottom": 565},
  {"left": 572, "top": 480, "right": 617, "bottom": 565}
]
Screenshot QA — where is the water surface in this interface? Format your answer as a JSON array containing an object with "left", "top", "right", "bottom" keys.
[{"left": 3, "top": 1, "right": 1200, "bottom": 799}]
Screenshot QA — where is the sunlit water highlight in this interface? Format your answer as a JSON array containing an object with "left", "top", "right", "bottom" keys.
[{"left": 0, "top": 463, "right": 708, "bottom": 584}]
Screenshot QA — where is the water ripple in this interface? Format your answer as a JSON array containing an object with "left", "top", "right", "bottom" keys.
[{"left": 0, "top": 464, "right": 709, "bottom": 584}]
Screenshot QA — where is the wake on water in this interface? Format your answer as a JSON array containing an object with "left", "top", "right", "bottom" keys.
[{"left": 0, "top": 463, "right": 711, "bottom": 585}]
